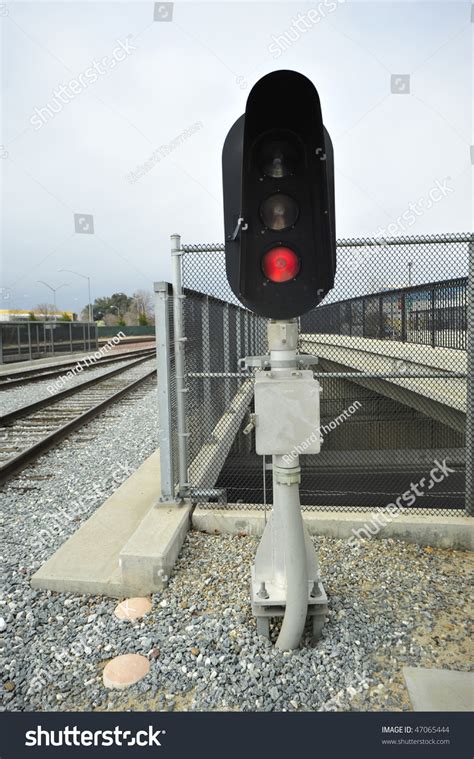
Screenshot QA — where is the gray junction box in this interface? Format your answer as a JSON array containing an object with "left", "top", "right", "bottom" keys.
[{"left": 254, "top": 370, "right": 321, "bottom": 456}]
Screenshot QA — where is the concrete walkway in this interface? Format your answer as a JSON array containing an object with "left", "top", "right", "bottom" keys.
[{"left": 403, "top": 667, "right": 474, "bottom": 711}]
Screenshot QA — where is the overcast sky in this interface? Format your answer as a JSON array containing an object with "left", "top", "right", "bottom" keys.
[{"left": 1, "top": 0, "right": 472, "bottom": 312}]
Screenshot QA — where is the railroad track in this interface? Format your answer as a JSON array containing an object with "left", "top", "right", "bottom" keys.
[
  {"left": 0, "top": 348, "right": 156, "bottom": 388},
  {"left": 0, "top": 355, "right": 156, "bottom": 482}
]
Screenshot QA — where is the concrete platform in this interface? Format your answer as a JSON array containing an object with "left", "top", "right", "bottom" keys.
[
  {"left": 0, "top": 350, "right": 97, "bottom": 375},
  {"left": 192, "top": 506, "right": 474, "bottom": 550},
  {"left": 300, "top": 334, "right": 466, "bottom": 432},
  {"left": 31, "top": 450, "right": 191, "bottom": 597},
  {"left": 403, "top": 667, "right": 474, "bottom": 711}
]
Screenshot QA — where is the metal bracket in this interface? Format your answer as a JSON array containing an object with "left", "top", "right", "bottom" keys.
[
  {"left": 230, "top": 216, "right": 248, "bottom": 241},
  {"left": 243, "top": 413, "right": 257, "bottom": 435},
  {"left": 297, "top": 354, "right": 319, "bottom": 367},
  {"left": 239, "top": 355, "right": 271, "bottom": 371},
  {"left": 189, "top": 487, "right": 227, "bottom": 504},
  {"left": 239, "top": 353, "right": 319, "bottom": 371}
]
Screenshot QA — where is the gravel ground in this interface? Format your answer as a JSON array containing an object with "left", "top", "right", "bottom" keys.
[
  {"left": 2, "top": 440, "right": 472, "bottom": 713},
  {"left": 1, "top": 370, "right": 472, "bottom": 712},
  {"left": 1, "top": 355, "right": 154, "bottom": 415}
]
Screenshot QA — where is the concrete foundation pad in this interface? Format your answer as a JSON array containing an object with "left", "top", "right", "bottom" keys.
[
  {"left": 31, "top": 450, "right": 191, "bottom": 597},
  {"left": 192, "top": 507, "right": 474, "bottom": 550},
  {"left": 402, "top": 667, "right": 474, "bottom": 711}
]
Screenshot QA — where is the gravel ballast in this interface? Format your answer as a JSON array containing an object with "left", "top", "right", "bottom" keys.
[{"left": 1, "top": 355, "right": 152, "bottom": 415}]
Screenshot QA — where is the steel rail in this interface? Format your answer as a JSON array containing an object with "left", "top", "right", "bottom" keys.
[
  {"left": 1, "top": 354, "right": 155, "bottom": 425},
  {"left": 0, "top": 366, "right": 156, "bottom": 483},
  {"left": 0, "top": 348, "right": 155, "bottom": 388}
]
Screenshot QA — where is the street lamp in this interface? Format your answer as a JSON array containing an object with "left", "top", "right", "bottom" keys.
[
  {"left": 58, "top": 269, "right": 92, "bottom": 322},
  {"left": 37, "top": 281, "right": 69, "bottom": 321}
]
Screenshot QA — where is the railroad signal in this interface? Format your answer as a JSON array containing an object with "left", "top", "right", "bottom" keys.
[{"left": 222, "top": 69, "right": 336, "bottom": 319}]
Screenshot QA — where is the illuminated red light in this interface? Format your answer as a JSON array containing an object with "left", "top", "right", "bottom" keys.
[{"left": 262, "top": 246, "right": 300, "bottom": 283}]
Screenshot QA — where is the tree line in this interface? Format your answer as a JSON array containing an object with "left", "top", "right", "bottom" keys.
[{"left": 32, "top": 289, "right": 154, "bottom": 326}]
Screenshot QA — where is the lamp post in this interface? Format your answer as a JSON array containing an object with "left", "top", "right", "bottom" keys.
[
  {"left": 37, "top": 281, "right": 69, "bottom": 320},
  {"left": 58, "top": 269, "right": 92, "bottom": 322}
]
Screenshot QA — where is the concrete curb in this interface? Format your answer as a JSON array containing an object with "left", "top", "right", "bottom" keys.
[
  {"left": 31, "top": 449, "right": 191, "bottom": 597},
  {"left": 192, "top": 507, "right": 474, "bottom": 550}
]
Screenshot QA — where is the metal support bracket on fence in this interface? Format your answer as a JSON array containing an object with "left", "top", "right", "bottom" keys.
[{"left": 239, "top": 354, "right": 319, "bottom": 371}]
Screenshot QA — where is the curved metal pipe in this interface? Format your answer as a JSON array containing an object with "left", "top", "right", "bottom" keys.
[{"left": 275, "top": 456, "right": 308, "bottom": 650}]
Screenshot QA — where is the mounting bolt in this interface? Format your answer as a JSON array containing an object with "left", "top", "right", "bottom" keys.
[
  {"left": 310, "top": 581, "right": 322, "bottom": 598},
  {"left": 257, "top": 582, "right": 269, "bottom": 599}
]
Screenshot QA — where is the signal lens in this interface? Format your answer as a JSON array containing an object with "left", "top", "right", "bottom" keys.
[
  {"left": 260, "top": 194, "right": 298, "bottom": 231},
  {"left": 260, "top": 139, "right": 298, "bottom": 178},
  {"left": 262, "top": 246, "right": 300, "bottom": 283}
]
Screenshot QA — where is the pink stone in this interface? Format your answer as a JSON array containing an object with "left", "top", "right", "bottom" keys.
[
  {"left": 103, "top": 654, "right": 150, "bottom": 689},
  {"left": 114, "top": 597, "right": 152, "bottom": 620}
]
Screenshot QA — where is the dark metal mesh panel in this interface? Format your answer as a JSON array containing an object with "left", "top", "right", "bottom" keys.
[
  {"left": 181, "top": 249, "right": 267, "bottom": 502},
  {"left": 181, "top": 234, "right": 470, "bottom": 514}
]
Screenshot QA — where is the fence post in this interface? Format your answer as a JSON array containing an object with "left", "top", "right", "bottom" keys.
[
  {"left": 465, "top": 240, "right": 474, "bottom": 516},
  {"left": 202, "top": 295, "right": 212, "bottom": 410},
  {"left": 154, "top": 281, "right": 175, "bottom": 501},
  {"left": 171, "top": 234, "right": 189, "bottom": 499},
  {"left": 431, "top": 285, "right": 436, "bottom": 348},
  {"left": 236, "top": 308, "right": 242, "bottom": 359},
  {"left": 401, "top": 292, "right": 407, "bottom": 342},
  {"left": 223, "top": 302, "right": 231, "bottom": 407},
  {"left": 28, "top": 321, "right": 32, "bottom": 360}
]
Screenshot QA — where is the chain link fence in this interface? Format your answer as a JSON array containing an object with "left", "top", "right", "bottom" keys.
[
  {"left": 156, "top": 233, "right": 472, "bottom": 515},
  {"left": 0, "top": 321, "right": 97, "bottom": 363}
]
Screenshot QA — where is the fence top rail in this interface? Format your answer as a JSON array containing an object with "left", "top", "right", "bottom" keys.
[
  {"left": 335, "top": 233, "right": 473, "bottom": 247},
  {"left": 0, "top": 320, "right": 96, "bottom": 326},
  {"left": 311, "top": 276, "right": 468, "bottom": 312},
  {"left": 180, "top": 233, "right": 473, "bottom": 256},
  {"left": 182, "top": 243, "right": 226, "bottom": 253}
]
